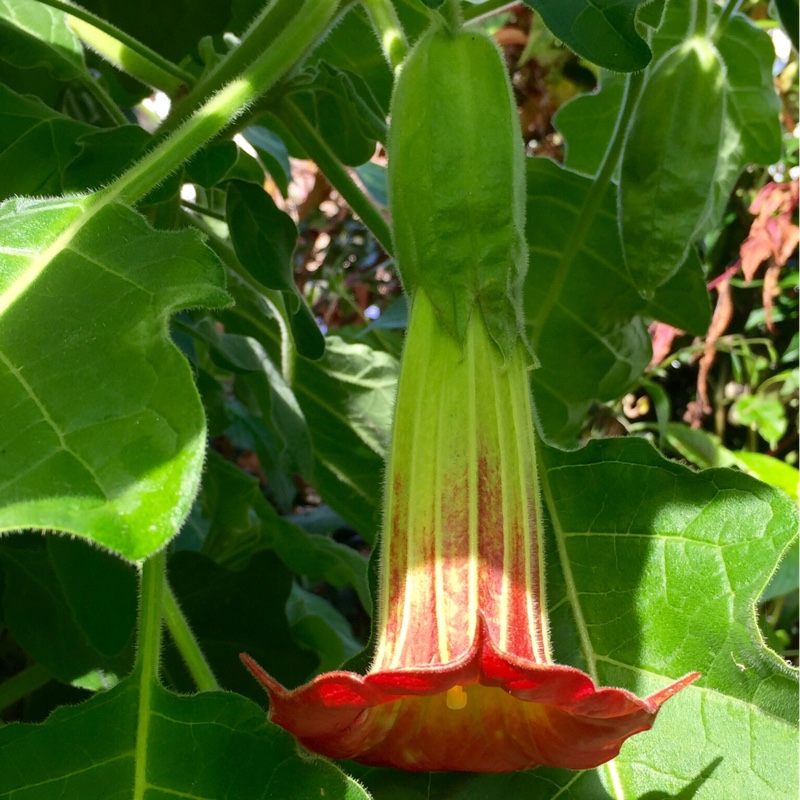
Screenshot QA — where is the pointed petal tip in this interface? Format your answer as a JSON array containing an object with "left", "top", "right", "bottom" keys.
[
  {"left": 647, "top": 671, "right": 702, "bottom": 707},
  {"left": 241, "top": 651, "right": 284, "bottom": 694}
]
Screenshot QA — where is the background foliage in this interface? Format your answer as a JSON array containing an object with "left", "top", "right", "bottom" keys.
[{"left": 0, "top": 0, "right": 796, "bottom": 798}]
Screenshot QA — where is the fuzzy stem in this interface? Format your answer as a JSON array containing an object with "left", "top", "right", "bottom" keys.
[
  {"left": 0, "top": 663, "right": 52, "bottom": 715},
  {"left": 280, "top": 98, "right": 394, "bottom": 254},
  {"left": 362, "top": 0, "right": 408, "bottom": 70},
  {"left": 712, "top": 0, "right": 743, "bottom": 39},
  {"left": 530, "top": 70, "right": 646, "bottom": 350},
  {"left": 136, "top": 552, "right": 165, "bottom": 679},
  {"left": 35, "top": 0, "right": 195, "bottom": 91},
  {"left": 132, "top": 551, "right": 165, "bottom": 800},
  {"left": 96, "top": 0, "right": 340, "bottom": 207},
  {"left": 690, "top": 0, "right": 711, "bottom": 36},
  {"left": 163, "top": 580, "right": 219, "bottom": 692},
  {"left": 441, "top": 0, "right": 463, "bottom": 32},
  {"left": 164, "top": 0, "right": 347, "bottom": 133}
]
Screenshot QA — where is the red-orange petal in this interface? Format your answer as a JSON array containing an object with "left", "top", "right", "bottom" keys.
[{"left": 242, "top": 619, "right": 699, "bottom": 773}]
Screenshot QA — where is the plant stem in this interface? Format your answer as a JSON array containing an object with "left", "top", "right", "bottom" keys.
[
  {"left": 280, "top": 98, "right": 394, "bottom": 254},
  {"left": 0, "top": 663, "right": 52, "bottom": 714},
  {"left": 463, "top": 0, "right": 517, "bottom": 23},
  {"left": 713, "top": 0, "right": 743, "bottom": 39},
  {"left": 35, "top": 0, "right": 195, "bottom": 92},
  {"left": 181, "top": 199, "right": 226, "bottom": 220},
  {"left": 99, "top": 0, "right": 340, "bottom": 207},
  {"left": 441, "top": 0, "right": 463, "bottom": 32},
  {"left": 164, "top": 0, "right": 346, "bottom": 133},
  {"left": 132, "top": 551, "right": 165, "bottom": 800},
  {"left": 136, "top": 551, "right": 165, "bottom": 678},
  {"left": 362, "top": 0, "right": 408, "bottom": 70},
  {"left": 163, "top": 580, "right": 219, "bottom": 692},
  {"left": 690, "top": 0, "right": 710, "bottom": 36},
  {"left": 531, "top": 70, "right": 646, "bottom": 349}
]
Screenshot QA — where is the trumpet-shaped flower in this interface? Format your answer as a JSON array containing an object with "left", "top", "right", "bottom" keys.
[{"left": 242, "top": 291, "right": 698, "bottom": 772}]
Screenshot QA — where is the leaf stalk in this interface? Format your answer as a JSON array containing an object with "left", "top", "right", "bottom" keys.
[{"left": 163, "top": 580, "right": 220, "bottom": 692}]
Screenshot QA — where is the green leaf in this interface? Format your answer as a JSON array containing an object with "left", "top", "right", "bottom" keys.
[
  {"left": 524, "top": 157, "right": 710, "bottom": 445},
  {"left": 0, "top": 669, "right": 371, "bottom": 799},
  {"left": 193, "top": 453, "right": 369, "bottom": 612},
  {"left": 226, "top": 180, "right": 325, "bottom": 360},
  {"left": 311, "top": 6, "right": 394, "bottom": 111},
  {"left": 162, "top": 550, "right": 317, "bottom": 697},
  {"left": 294, "top": 336, "right": 398, "bottom": 542},
  {"left": 717, "top": 14, "right": 782, "bottom": 166},
  {"left": 0, "top": 532, "right": 136, "bottom": 683},
  {"left": 553, "top": 71, "right": 627, "bottom": 177},
  {"left": 524, "top": 0, "right": 652, "bottom": 72},
  {"left": 185, "top": 140, "right": 265, "bottom": 188},
  {"left": 242, "top": 124, "right": 292, "bottom": 196},
  {"left": 0, "top": 0, "right": 85, "bottom": 80},
  {"left": 256, "top": 492, "right": 370, "bottom": 613},
  {"left": 78, "top": 0, "right": 232, "bottom": 63},
  {"left": 0, "top": 83, "right": 91, "bottom": 200},
  {"left": 287, "top": 61, "right": 386, "bottom": 167},
  {"left": 733, "top": 450, "right": 799, "bottom": 501},
  {"left": 733, "top": 393, "right": 788, "bottom": 450},
  {"left": 541, "top": 437, "right": 798, "bottom": 798},
  {"left": 287, "top": 583, "right": 363, "bottom": 674},
  {"left": 0, "top": 195, "right": 229, "bottom": 560},
  {"left": 62, "top": 125, "right": 153, "bottom": 193},
  {"left": 355, "top": 161, "right": 388, "bottom": 207},
  {"left": 619, "top": 38, "right": 726, "bottom": 295}
]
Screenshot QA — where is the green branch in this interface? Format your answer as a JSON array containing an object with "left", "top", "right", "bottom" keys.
[
  {"left": 164, "top": 0, "right": 348, "bottom": 133},
  {"left": 530, "top": 70, "right": 646, "bottom": 350},
  {"left": 713, "top": 0, "right": 743, "bottom": 39},
  {"left": 280, "top": 98, "right": 394, "bottom": 254},
  {"left": 35, "top": 0, "right": 195, "bottom": 93},
  {"left": 133, "top": 551, "right": 165, "bottom": 800},
  {"left": 362, "top": 0, "right": 408, "bottom": 70},
  {"left": 98, "top": 0, "right": 340, "bottom": 206},
  {"left": 163, "top": 580, "right": 219, "bottom": 692}
]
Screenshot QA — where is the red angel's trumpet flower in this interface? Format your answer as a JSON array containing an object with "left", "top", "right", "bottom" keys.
[{"left": 242, "top": 291, "right": 699, "bottom": 773}]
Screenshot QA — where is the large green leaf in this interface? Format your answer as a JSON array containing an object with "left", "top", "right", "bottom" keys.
[
  {"left": 524, "top": 0, "right": 651, "bottom": 72},
  {"left": 553, "top": 71, "right": 626, "bottom": 177},
  {"left": 0, "top": 532, "right": 137, "bottom": 684},
  {"left": 524, "top": 157, "right": 710, "bottom": 445},
  {"left": 0, "top": 83, "right": 90, "bottom": 199},
  {"left": 352, "top": 437, "right": 798, "bottom": 798},
  {"left": 220, "top": 277, "right": 396, "bottom": 540},
  {"left": 0, "top": 668, "right": 372, "bottom": 799},
  {"left": 78, "top": 0, "right": 232, "bottom": 62},
  {"left": 0, "top": 83, "right": 154, "bottom": 201},
  {"left": 540, "top": 437, "right": 798, "bottom": 798},
  {"left": 286, "top": 62, "right": 387, "bottom": 166},
  {"left": 162, "top": 549, "right": 317, "bottom": 698},
  {"left": 0, "top": 195, "right": 229, "bottom": 560},
  {"left": 715, "top": 13, "right": 782, "bottom": 166},
  {"left": 293, "top": 336, "right": 397, "bottom": 542},
  {"left": 619, "top": 37, "right": 726, "bottom": 294},
  {"left": 188, "top": 452, "right": 369, "bottom": 612},
  {"left": 226, "top": 180, "right": 325, "bottom": 360},
  {"left": 0, "top": 0, "right": 84, "bottom": 79}
]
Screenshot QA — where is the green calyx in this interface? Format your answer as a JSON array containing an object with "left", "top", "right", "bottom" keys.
[{"left": 387, "top": 24, "right": 528, "bottom": 361}]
